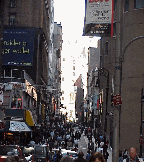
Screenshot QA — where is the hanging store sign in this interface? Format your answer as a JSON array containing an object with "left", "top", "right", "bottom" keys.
[
  {"left": 83, "top": 0, "right": 113, "bottom": 37},
  {"left": 86, "top": 0, "right": 112, "bottom": 24}
]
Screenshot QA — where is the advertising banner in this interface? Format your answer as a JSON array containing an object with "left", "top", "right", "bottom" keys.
[
  {"left": 2, "top": 29, "right": 35, "bottom": 66},
  {"left": 83, "top": 0, "right": 113, "bottom": 37},
  {"left": 86, "top": 0, "right": 112, "bottom": 24}
]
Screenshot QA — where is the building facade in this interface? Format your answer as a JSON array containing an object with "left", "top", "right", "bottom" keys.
[
  {"left": 0, "top": 0, "right": 62, "bottom": 143},
  {"left": 99, "top": 0, "right": 144, "bottom": 159}
]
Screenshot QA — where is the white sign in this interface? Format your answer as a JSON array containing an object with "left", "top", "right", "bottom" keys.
[
  {"left": 86, "top": 0, "right": 112, "bottom": 24},
  {"left": 9, "top": 121, "right": 31, "bottom": 132}
]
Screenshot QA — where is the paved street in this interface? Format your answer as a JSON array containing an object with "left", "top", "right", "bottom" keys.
[{"left": 78, "top": 132, "right": 112, "bottom": 162}]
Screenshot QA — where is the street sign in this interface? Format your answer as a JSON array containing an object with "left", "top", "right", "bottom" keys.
[{"left": 113, "top": 94, "right": 122, "bottom": 106}]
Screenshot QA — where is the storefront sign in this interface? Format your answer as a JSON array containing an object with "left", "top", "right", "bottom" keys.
[{"left": 9, "top": 121, "right": 32, "bottom": 132}]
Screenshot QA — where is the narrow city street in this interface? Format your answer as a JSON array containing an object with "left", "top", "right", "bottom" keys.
[{"left": 0, "top": 0, "right": 144, "bottom": 162}]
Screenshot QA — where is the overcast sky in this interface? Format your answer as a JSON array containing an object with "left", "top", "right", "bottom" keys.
[{"left": 54, "top": 0, "right": 100, "bottom": 109}]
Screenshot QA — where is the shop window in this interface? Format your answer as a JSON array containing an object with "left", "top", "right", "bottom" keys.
[
  {"left": 134, "top": 0, "right": 144, "bottom": 9},
  {"left": 10, "top": 0, "right": 16, "bottom": 7},
  {"left": 105, "top": 42, "right": 108, "bottom": 56},
  {"left": 124, "top": 0, "right": 129, "bottom": 12},
  {"left": 5, "top": 69, "right": 11, "bottom": 77},
  {"left": 9, "top": 14, "right": 16, "bottom": 25}
]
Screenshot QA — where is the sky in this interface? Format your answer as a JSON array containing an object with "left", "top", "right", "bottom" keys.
[{"left": 54, "top": 0, "right": 100, "bottom": 114}]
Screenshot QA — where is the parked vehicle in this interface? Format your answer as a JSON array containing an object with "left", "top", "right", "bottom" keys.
[
  {"left": 33, "top": 145, "right": 49, "bottom": 162},
  {"left": 0, "top": 145, "right": 22, "bottom": 162}
]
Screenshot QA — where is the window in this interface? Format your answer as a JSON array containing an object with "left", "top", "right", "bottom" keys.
[
  {"left": 9, "top": 14, "right": 16, "bottom": 25},
  {"left": 62, "top": 90, "right": 64, "bottom": 94},
  {"left": 113, "top": 22, "right": 116, "bottom": 36},
  {"left": 10, "top": 0, "right": 16, "bottom": 7},
  {"left": 105, "top": 42, "right": 108, "bottom": 56},
  {"left": 73, "top": 66, "right": 75, "bottom": 70},
  {"left": 73, "top": 72, "right": 75, "bottom": 76},
  {"left": 63, "top": 58, "right": 65, "bottom": 61},
  {"left": 134, "top": 0, "right": 144, "bottom": 9},
  {"left": 114, "top": 0, "right": 117, "bottom": 11},
  {"left": 62, "top": 77, "right": 64, "bottom": 81},
  {"left": 62, "top": 97, "right": 64, "bottom": 100},
  {"left": 125, "top": 0, "right": 129, "bottom": 12},
  {"left": 5, "top": 69, "right": 11, "bottom": 77}
]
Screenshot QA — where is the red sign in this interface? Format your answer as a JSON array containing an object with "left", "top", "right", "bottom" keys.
[
  {"left": 0, "top": 122, "right": 6, "bottom": 129},
  {"left": 113, "top": 94, "right": 122, "bottom": 106},
  {"left": 139, "top": 136, "right": 144, "bottom": 145}
]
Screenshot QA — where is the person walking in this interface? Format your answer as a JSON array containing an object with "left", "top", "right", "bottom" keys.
[
  {"left": 74, "top": 151, "right": 87, "bottom": 162},
  {"left": 59, "top": 152, "right": 74, "bottom": 162},
  {"left": 86, "top": 150, "right": 91, "bottom": 161},
  {"left": 89, "top": 152, "right": 105, "bottom": 162},
  {"left": 123, "top": 147, "right": 143, "bottom": 162}
]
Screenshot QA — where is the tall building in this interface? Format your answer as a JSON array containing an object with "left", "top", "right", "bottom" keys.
[
  {"left": 74, "top": 74, "right": 84, "bottom": 123},
  {"left": 84, "top": 0, "right": 144, "bottom": 159},
  {"left": 0, "top": 0, "right": 62, "bottom": 144},
  {"left": 99, "top": 0, "right": 144, "bottom": 159}
]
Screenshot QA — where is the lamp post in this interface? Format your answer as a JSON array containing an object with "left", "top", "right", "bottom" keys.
[{"left": 98, "top": 67, "right": 109, "bottom": 157}]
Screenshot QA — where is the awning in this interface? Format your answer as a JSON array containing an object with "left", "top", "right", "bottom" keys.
[
  {"left": 25, "top": 110, "right": 34, "bottom": 126},
  {"left": 9, "top": 121, "right": 32, "bottom": 132}
]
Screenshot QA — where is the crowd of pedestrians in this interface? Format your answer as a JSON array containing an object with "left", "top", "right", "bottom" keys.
[{"left": 1, "top": 122, "right": 144, "bottom": 162}]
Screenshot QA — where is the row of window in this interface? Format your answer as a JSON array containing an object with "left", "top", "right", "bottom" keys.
[{"left": 114, "top": 0, "right": 144, "bottom": 12}]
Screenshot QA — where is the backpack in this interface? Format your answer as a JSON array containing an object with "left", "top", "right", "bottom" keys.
[{"left": 86, "top": 153, "right": 91, "bottom": 160}]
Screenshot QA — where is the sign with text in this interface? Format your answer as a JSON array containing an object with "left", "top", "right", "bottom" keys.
[
  {"left": 2, "top": 29, "right": 35, "bottom": 66},
  {"left": 83, "top": 0, "right": 113, "bottom": 37},
  {"left": 86, "top": 0, "right": 112, "bottom": 24}
]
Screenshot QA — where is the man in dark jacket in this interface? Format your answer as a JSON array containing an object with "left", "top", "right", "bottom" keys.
[{"left": 74, "top": 151, "right": 87, "bottom": 162}]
